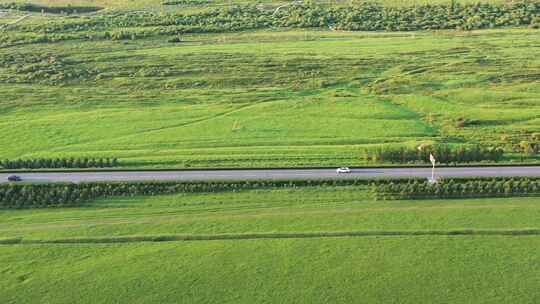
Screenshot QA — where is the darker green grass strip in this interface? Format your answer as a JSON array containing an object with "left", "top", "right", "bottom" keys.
[{"left": 2, "top": 229, "right": 540, "bottom": 245}]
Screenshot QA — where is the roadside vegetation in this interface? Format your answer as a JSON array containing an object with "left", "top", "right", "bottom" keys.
[
  {"left": 3, "top": 176, "right": 540, "bottom": 208},
  {"left": 0, "top": 157, "right": 119, "bottom": 169},
  {"left": 374, "top": 177, "right": 540, "bottom": 199},
  {"left": 366, "top": 144, "right": 504, "bottom": 164}
]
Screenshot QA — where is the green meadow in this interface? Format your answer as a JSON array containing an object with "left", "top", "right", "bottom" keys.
[
  {"left": 1, "top": 29, "right": 540, "bottom": 167},
  {"left": 2, "top": 1, "right": 540, "bottom": 303},
  {"left": 2, "top": 237, "right": 540, "bottom": 303},
  {"left": 2, "top": 187, "right": 540, "bottom": 303},
  {"left": 3, "top": 186, "right": 540, "bottom": 239}
]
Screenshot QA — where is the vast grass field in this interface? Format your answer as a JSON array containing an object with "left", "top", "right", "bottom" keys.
[
  {"left": 2, "top": 1, "right": 540, "bottom": 303},
  {"left": 3, "top": 237, "right": 540, "bottom": 303},
  {"left": 2, "top": 187, "right": 540, "bottom": 303},
  {"left": 1, "top": 28, "right": 540, "bottom": 167},
  {"left": 1, "top": 0, "right": 539, "bottom": 168}
]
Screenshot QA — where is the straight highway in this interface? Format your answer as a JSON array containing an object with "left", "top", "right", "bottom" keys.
[{"left": 1, "top": 166, "right": 539, "bottom": 183}]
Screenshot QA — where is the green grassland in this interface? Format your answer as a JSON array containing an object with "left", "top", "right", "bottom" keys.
[
  {"left": 1, "top": 28, "right": 540, "bottom": 167},
  {"left": 2, "top": 2, "right": 540, "bottom": 303},
  {"left": 3, "top": 186, "right": 540, "bottom": 239},
  {"left": 2, "top": 237, "right": 540, "bottom": 303},
  {"left": 2, "top": 187, "right": 540, "bottom": 303}
]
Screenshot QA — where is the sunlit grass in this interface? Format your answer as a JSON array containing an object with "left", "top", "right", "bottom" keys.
[{"left": 1, "top": 29, "right": 539, "bottom": 167}]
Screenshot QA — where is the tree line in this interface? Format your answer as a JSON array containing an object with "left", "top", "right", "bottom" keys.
[
  {"left": 3, "top": 176, "right": 539, "bottom": 209},
  {"left": 365, "top": 144, "right": 504, "bottom": 164},
  {"left": 14, "top": 1, "right": 540, "bottom": 35},
  {"left": 373, "top": 177, "right": 540, "bottom": 200},
  {"left": 5, "top": 1, "right": 539, "bottom": 49},
  {"left": 0, "top": 158, "right": 119, "bottom": 169},
  {"left": 0, "top": 178, "right": 394, "bottom": 209}
]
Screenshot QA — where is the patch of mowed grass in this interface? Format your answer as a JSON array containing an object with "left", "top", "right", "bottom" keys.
[
  {"left": 1, "top": 29, "right": 540, "bottom": 167},
  {"left": 2, "top": 186, "right": 540, "bottom": 239},
  {"left": 2, "top": 236, "right": 540, "bottom": 303}
]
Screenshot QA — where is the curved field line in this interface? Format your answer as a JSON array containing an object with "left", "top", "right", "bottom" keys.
[{"left": 0, "top": 14, "right": 29, "bottom": 30}]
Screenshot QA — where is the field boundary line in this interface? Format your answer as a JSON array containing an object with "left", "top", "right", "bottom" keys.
[{"left": 3, "top": 229, "right": 540, "bottom": 245}]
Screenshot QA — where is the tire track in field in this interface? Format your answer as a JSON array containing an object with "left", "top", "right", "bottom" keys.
[
  {"left": 52, "top": 100, "right": 277, "bottom": 151},
  {"left": 3, "top": 229, "right": 540, "bottom": 245}
]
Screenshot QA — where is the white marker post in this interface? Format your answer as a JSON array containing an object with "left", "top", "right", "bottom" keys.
[{"left": 429, "top": 153, "right": 437, "bottom": 183}]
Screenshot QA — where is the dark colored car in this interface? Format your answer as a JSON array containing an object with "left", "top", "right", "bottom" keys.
[{"left": 7, "top": 175, "right": 22, "bottom": 182}]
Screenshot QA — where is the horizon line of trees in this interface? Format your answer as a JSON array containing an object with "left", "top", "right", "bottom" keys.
[{"left": 10, "top": 1, "right": 540, "bottom": 35}]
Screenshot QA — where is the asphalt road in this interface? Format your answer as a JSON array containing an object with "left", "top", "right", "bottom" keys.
[{"left": 1, "top": 166, "right": 539, "bottom": 183}]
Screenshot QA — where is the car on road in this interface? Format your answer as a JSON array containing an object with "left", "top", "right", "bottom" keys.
[
  {"left": 336, "top": 167, "right": 351, "bottom": 174},
  {"left": 7, "top": 175, "right": 22, "bottom": 182}
]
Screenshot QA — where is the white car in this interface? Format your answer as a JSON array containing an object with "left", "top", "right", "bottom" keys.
[{"left": 336, "top": 167, "right": 351, "bottom": 174}]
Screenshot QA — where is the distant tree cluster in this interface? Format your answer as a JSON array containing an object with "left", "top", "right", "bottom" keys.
[
  {"left": 162, "top": 0, "right": 211, "bottom": 6},
  {"left": 4, "top": 1, "right": 539, "bottom": 49},
  {"left": 374, "top": 178, "right": 540, "bottom": 200},
  {"left": 15, "top": 1, "right": 540, "bottom": 35},
  {"left": 0, "top": 2, "right": 102, "bottom": 14},
  {"left": 365, "top": 144, "right": 504, "bottom": 164},
  {"left": 0, "top": 52, "right": 100, "bottom": 85},
  {"left": 0, "top": 158, "right": 119, "bottom": 169}
]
